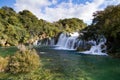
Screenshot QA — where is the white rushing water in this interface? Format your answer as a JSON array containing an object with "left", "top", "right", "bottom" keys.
[
  {"left": 56, "top": 32, "right": 79, "bottom": 50},
  {"left": 34, "top": 38, "right": 55, "bottom": 46},
  {"left": 81, "top": 36, "right": 107, "bottom": 55},
  {"left": 56, "top": 32, "right": 107, "bottom": 55},
  {"left": 81, "top": 42, "right": 107, "bottom": 55}
]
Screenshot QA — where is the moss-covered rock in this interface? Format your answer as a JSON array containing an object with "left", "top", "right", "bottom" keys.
[{"left": 76, "top": 44, "right": 92, "bottom": 52}]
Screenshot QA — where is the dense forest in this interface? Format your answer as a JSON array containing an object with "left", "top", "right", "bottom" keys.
[
  {"left": 0, "top": 4, "right": 120, "bottom": 57},
  {"left": 0, "top": 6, "right": 86, "bottom": 46}
]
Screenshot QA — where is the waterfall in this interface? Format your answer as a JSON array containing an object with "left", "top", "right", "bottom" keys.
[
  {"left": 49, "top": 38, "right": 55, "bottom": 46},
  {"left": 56, "top": 32, "right": 79, "bottom": 50},
  {"left": 33, "top": 32, "right": 107, "bottom": 55},
  {"left": 56, "top": 32, "right": 107, "bottom": 55},
  {"left": 81, "top": 41, "right": 107, "bottom": 55},
  {"left": 81, "top": 35, "right": 107, "bottom": 55},
  {"left": 34, "top": 37, "right": 55, "bottom": 46}
]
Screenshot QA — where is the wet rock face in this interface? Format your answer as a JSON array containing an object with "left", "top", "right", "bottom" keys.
[
  {"left": 76, "top": 47, "right": 86, "bottom": 51},
  {"left": 101, "top": 44, "right": 107, "bottom": 53},
  {"left": 85, "top": 44, "right": 92, "bottom": 50},
  {"left": 76, "top": 44, "right": 92, "bottom": 51}
]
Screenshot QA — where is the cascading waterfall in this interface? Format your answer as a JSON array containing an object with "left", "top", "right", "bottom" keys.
[
  {"left": 33, "top": 32, "right": 107, "bottom": 55},
  {"left": 56, "top": 32, "right": 79, "bottom": 49},
  {"left": 81, "top": 36, "right": 107, "bottom": 55},
  {"left": 56, "top": 32, "right": 107, "bottom": 55}
]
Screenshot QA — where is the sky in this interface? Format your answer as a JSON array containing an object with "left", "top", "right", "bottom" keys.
[{"left": 0, "top": 0, "right": 120, "bottom": 24}]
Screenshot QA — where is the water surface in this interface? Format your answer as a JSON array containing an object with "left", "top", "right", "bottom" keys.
[{"left": 36, "top": 46, "right": 120, "bottom": 80}]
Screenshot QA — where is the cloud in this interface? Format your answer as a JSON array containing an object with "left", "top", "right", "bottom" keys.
[
  {"left": 99, "top": 0, "right": 120, "bottom": 10},
  {"left": 14, "top": 0, "right": 120, "bottom": 24}
]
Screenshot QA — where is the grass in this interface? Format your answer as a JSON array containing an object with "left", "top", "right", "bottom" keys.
[{"left": 0, "top": 46, "right": 120, "bottom": 80}]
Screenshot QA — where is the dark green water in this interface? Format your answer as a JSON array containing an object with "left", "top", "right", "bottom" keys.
[{"left": 36, "top": 46, "right": 120, "bottom": 80}]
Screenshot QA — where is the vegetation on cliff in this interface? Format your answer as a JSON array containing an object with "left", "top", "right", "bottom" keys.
[{"left": 0, "top": 6, "right": 86, "bottom": 46}]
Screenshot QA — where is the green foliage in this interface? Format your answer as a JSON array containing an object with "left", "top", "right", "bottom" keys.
[
  {"left": 0, "top": 56, "right": 8, "bottom": 72},
  {"left": 7, "top": 49, "right": 40, "bottom": 74},
  {"left": 80, "top": 25, "right": 100, "bottom": 41},
  {"left": 0, "top": 68, "right": 53, "bottom": 80},
  {"left": 0, "top": 6, "right": 28, "bottom": 46},
  {"left": 84, "top": 4, "right": 120, "bottom": 56},
  {"left": 92, "top": 5, "right": 120, "bottom": 39},
  {"left": 56, "top": 18, "right": 87, "bottom": 32},
  {"left": 18, "top": 10, "right": 39, "bottom": 35},
  {"left": 0, "top": 6, "right": 86, "bottom": 46}
]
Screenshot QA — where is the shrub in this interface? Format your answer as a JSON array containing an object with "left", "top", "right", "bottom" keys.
[
  {"left": 7, "top": 49, "right": 40, "bottom": 74},
  {"left": 0, "top": 56, "right": 8, "bottom": 72}
]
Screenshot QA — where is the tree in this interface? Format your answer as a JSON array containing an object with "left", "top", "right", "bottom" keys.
[{"left": 91, "top": 4, "right": 120, "bottom": 56}]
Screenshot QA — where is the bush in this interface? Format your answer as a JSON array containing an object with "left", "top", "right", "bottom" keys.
[
  {"left": 7, "top": 49, "right": 40, "bottom": 74},
  {"left": 0, "top": 56, "right": 8, "bottom": 72}
]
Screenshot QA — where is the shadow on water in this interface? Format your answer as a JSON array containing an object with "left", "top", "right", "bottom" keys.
[{"left": 36, "top": 46, "right": 120, "bottom": 80}]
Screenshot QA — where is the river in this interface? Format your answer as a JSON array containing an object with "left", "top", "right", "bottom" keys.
[{"left": 36, "top": 46, "right": 120, "bottom": 80}]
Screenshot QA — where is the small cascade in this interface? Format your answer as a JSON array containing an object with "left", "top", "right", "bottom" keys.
[
  {"left": 49, "top": 38, "right": 55, "bottom": 46},
  {"left": 35, "top": 38, "right": 55, "bottom": 46},
  {"left": 79, "top": 35, "right": 107, "bottom": 55},
  {"left": 81, "top": 42, "right": 107, "bottom": 55}
]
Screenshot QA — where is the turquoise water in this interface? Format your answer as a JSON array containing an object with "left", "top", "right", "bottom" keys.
[{"left": 36, "top": 46, "right": 120, "bottom": 80}]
